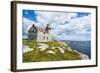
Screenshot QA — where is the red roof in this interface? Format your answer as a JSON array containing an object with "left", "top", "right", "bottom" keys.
[
  {"left": 35, "top": 26, "right": 46, "bottom": 32},
  {"left": 29, "top": 24, "right": 50, "bottom": 32}
]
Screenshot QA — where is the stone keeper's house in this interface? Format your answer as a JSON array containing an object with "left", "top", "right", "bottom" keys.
[{"left": 28, "top": 24, "right": 52, "bottom": 42}]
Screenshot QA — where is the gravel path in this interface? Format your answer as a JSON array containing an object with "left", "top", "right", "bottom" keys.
[{"left": 23, "top": 45, "right": 33, "bottom": 53}]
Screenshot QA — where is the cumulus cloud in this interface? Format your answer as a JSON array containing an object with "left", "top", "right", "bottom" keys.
[
  {"left": 52, "top": 14, "right": 91, "bottom": 41},
  {"left": 63, "top": 14, "right": 91, "bottom": 35},
  {"left": 35, "top": 11, "right": 77, "bottom": 26}
]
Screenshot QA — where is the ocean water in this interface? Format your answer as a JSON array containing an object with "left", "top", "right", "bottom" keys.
[{"left": 61, "top": 41, "right": 91, "bottom": 59}]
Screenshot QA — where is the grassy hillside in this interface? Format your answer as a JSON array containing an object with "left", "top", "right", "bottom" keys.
[{"left": 23, "top": 40, "right": 81, "bottom": 62}]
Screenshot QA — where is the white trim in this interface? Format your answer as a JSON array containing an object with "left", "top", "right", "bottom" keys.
[{"left": 16, "top": 3, "right": 96, "bottom": 70}]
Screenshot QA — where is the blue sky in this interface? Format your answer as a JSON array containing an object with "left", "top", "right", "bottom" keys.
[{"left": 23, "top": 10, "right": 91, "bottom": 41}]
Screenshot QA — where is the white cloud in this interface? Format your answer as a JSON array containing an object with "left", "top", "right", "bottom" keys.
[
  {"left": 52, "top": 14, "right": 91, "bottom": 41},
  {"left": 23, "top": 17, "right": 34, "bottom": 30},
  {"left": 60, "top": 15, "right": 89, "bottom": 30},
  {"left": 65, "top": 14, "right": 91, "bottom": 34},
  {"left": 35, "top": 11, "right": 77, "bottom": 26}
]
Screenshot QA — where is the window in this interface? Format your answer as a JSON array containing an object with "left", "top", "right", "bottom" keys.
[
  {"left": 43, "top": 32, "right": 45, "bottom": 34},
  {"left": 43, "top": 36, "right": 45, "bottom": 39},
  {"left": 47, "top": 37, "right": 48, "bottom": 40}
]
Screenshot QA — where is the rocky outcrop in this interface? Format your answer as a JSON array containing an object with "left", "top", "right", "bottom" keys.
[{"left": 73, "top": 50, "right": 89, "bottom": 60}]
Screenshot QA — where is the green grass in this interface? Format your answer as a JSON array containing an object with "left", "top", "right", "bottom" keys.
[{"left": 23, "top": 40, "right": 81, "bottom": 62}]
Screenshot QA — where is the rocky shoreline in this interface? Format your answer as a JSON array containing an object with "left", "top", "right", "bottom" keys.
[
  {"left": 73, "top": 50, "right": 89, "bottom": 60},
  {"left": 60, "top": 42, "right": 89, "bottom": 60},
  {"left": 59, "top": 42, "right": 89, "bottom": 60}
]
